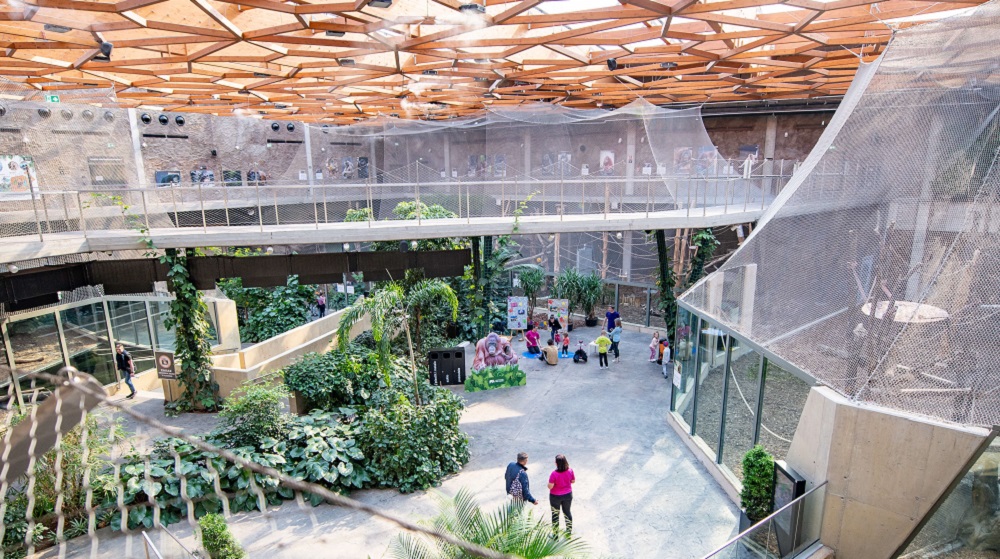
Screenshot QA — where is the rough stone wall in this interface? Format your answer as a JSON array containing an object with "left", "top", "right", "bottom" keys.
[{"left": 705, "top": 112, "right": 830, "bottom": 162}]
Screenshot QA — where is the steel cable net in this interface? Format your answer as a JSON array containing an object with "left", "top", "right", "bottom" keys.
[
  {"left": 0, "top": 369, "right": 520, "bottom": 559},
  {"left": 680, "top": 1, "right": 1000, "bottom": 426}
]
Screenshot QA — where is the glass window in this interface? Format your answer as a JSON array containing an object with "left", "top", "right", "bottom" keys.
[
  {"left": 0, "top": 338, "right": 15, "bottom": 410},
  {"left": 109, "top": 301, "right": 154, "bottom": 373},
  {"left": 693, "top": 320, "right": 729, "bottom": 459},
  {"left": 8, "top": 313, "right": 64, "bottom": 394},
  {"left": 60, "top": 303, "right": 117, "bottom": 387},
  {"left": 149, "top": 300, "right": 176, "bottom": 352},
  {"left": 673, "top": 308, "right": 699, "bottom": 415},
  {"left": 721, "top": 347, "right": 764, "bottom": 481},
  {"left": 759, "top": 361, "right": 813, "bottom": 462}
]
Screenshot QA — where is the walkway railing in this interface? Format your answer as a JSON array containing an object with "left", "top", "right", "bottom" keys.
[
  {"left": 702, "top": 481, "right": 828, "bottom": 559},
  {"left": 0, "top": 164, "right": 794, "bottom": 242}
]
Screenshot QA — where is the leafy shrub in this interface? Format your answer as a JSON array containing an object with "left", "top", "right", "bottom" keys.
[
  {"left": 216, "top": 381, "right": 290, "bottom": 448},
  {"left": 222, "top": 275, "right": 316, "bottom": 343},
  {"left": 198, "top": 513, "right": 246, "bottom": 559},
  {"left": 357, "top": 388, "right": 469, "bottom": 493},
  {"left": 740, "top": 445, "right": 775, "bottom": 522}
]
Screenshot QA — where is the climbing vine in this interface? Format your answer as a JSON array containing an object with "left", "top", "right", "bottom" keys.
[
  {"left": 654, "top": 230, "right": 677, "bottom": 340},
  {"left": 687, "top": 228, "right": 720, "bottom": 288},
  {"left": 163, "top": 248, "right": 221, "bottom": 413}
]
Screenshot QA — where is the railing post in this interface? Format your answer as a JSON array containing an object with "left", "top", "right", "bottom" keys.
[
  {"left": 141, "top": 189, "right": 151, "bottom": 233},
  {"left": 466, "top": 182, "right": 471, "bottom": 224},
  {"left": 223, "top": 186, "right": 231, "bottom": 227},
  {"left": 312, "top": 184, "right": 319, "bottom": 229},
  {"left": 686, "top": 179, "right": 692, "bottom": 218},
  {"left": 501, "top": 177, "right": 506, "bottom": 218},
  {"left": 723, "top": 180, "right": 729, "bottom": 215},
  {"left": 366, "top": 180, "right": 373, "bottom": 227},
  {"left": 61, "top": 192, "right": 71, "bottom": 229},
  {"left": 197, "top": 182, "right": 207, "bottom": 232},
  {"left": 273, "top": 191, "right": 280, "bottom": 226},
  {"left": 29, "top": 184, "right": 44, "bottom": 241},
  {"left": 77, "top": 192, "right": 87, "bottom": 237},
  {"left": 415, "top": 176, "right": 421, "bottom": 224},
  {"left": 170, "top": 186, "right": 179, "bottom": 227},
  {"left": 559, "top": 175, "right": 564, "bottom": 221},
  {"left": 646, "top": 178, "right": 651, "bottom": 218},
  {"left": 255, "top": 182, "right": 264, "bottom": 232},
  {"left": 645, "top": 288, "right": 652, "bottom": 327}
]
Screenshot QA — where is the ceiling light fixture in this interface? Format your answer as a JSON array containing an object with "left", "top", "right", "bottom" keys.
[
  {"left": 368, "top": 0, "right": 392, "bottom": 7},
  {"left": 459, "top": 3, "right": 486, "bottom": 14},
  {"left": 339, "top": 58, "right": 355, "bottom": 66},
  {"left": 607, "top": 58, "right": 618, "bottom": 71},
  {"left": 325, "top": 30, "right": 345, "bottom": 37},
  {"left": 93, "top": 41, "right": 113, "bottom": 62},
  {"left": 43, "top": 24, "right": 72, "bottom": 33},
  {"left": 660, "top": 62, "right": 678, "bottom": 69}
]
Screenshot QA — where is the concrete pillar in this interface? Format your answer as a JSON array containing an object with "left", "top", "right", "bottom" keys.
[
  {"left": 622, "top": 231, "right": 633, "bottom": 281},
  {"left": 126, "top": 108, "right": 148, "bottom": 188},
  {"left": 304, "top": 127, "right": 315, "bottom": 186},
  {"left": 739, "top": 263, "right": 756, "bottom": 334},
  {"left": 443, "top": 135, "right": 451, "bottom": 178},
  {"left": 626, "top": 121, "right": 637, "bottom": 195},
  {"left": 523, "top": 130, "right": 531, "bottom": 176},
  {"left": 763, "top": 115, "right": 777, "bottom": 196},
  {"left": 905, "top": 120, "right": 944, "bottom": 300}
]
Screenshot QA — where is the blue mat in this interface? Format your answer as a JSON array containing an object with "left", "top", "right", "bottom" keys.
[{"left": 522, "top": 351, "right": 571, "bottom": 359}]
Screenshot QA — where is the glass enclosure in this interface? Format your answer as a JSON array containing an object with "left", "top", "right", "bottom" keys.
[
  {"left": 671, "top": 303, "right": 817, "bottom": 486},
  {"left": 60, "top": 303, "right": 116, "bottom": 386}
]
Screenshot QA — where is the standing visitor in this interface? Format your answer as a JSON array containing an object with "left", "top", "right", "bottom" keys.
[
  {"left": 505, "top": 452, "right": 539, "bottom": 505},
  {"left": 316, "top": 292, "right": 326, "bottom": 318},
  {"left": 115, "top": 343, "right": 137, "bottom": 399},
  {"left": 649, "top": 331, "right": 660, "bottom": 362},
  {"left": 547, "top": 455, "right": 575, "bottom": 537},
  {"left": 540, "top": 339, "right": 559, "bottom": 366},
  {"left": 548, "top": 314, "right": 561, "bottom": 343},
  {"left": 525, "top": 324, "right": 541, "bottom": 355},
  {"left": 560, "top": 332, "right": 571, "bottom": 357},
  {"left": 610, "top": 318, "right": 623, "bottom": 363},
  {"left": 595, "top": 331, "right": 611, "bottom": 369},
  {"left": 605, "top": 306, "right": 620, "bottom": 332}
]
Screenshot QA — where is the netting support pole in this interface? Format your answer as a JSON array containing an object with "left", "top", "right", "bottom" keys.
[
  {"left": 645, "top": 289, "right": 652, "bottom": 327},
  {"left": 171, "top": 186, "right": 179, "bottom": 228},
  {"left": 312, "top": 185, "right": 318, "bottom": 230},
  {"left": 273, "top": 191, "right": 280, "bottom": 226},
  {"left": 198, "top": 182, "right": 207, "bottom": 232},
  {"left": 560, "top": 176, "right": 564, "bottom": 221},
  {"left": 77, "top": 192, "right": 87, "bottom": 237},
  {"left": 255, "top": 182, "right": 263, "bottom": 232},
  {"left": 141, "top": 190, "right": 151, "bottom": 233},
  {"left": 415, "top": 176, "right": 421, "bottom": 224},
  {"left": 752, "top": 355, "right": 767, "bottom": 445},
  {"left": 28, "top": 181, "right": 43, "bottom": 241},
  {"left": 223, "top": 186, "right": 231, "bottom": 227}
]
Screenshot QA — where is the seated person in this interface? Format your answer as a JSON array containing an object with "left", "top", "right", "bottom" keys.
[
  {"left": 525, "top": 324, "right": 541, "bottom": 354},
  {"left": 573, "top": 341, "right": 588, "bottom": 363},
  {"left": 539, "top": 339, "right": 559, "bottom": 366}
]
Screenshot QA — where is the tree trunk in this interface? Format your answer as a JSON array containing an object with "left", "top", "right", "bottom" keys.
[{"left": 403, "top": 318, "right": 422, "bottom": 406}]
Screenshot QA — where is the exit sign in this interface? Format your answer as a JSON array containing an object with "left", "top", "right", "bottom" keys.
[{"left": 44, "top": 94, "right": 60, "bottom": 103}]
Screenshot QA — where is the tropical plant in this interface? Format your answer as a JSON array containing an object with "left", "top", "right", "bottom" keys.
[
  {"left": 741, "top": 445, "right": 776, "bottom": 522},
  {"left": 198, "top": 513, "right": 246, "bottom": 559},
  {"left": 358, "top": 390, "right": 469, "bottom": 493},
  {"left": 516, "top": 266, "right": 545, "bottom": 323},
  {"left": 578, "top": 271, "right": 604, "bottom": 320},
  {"left": 215, "top": 380, "right": 290, "bottom": 449},
  {"left": 654, "top": 229, "right": 677, "bottom": 339},
  {"left": 554, "top": 268, "right": 583, "bottom": 320},
  {"left": 220, "top": 275, "right": 316, "bottom": 343},
  {"left": 163, "top": 248, "right": 221, "bottom": 413},
  {"left": 389, "top": 489, "right": 590, "bottom": 559},
  {"left": 283, "top": 344, "right": 412, "bottom": 411},
  {"left": 406, "top": 280, "right": 460, "bottom": 357},
  {"left": 687, "top": 228, "right": 720, "bottom": 288}
]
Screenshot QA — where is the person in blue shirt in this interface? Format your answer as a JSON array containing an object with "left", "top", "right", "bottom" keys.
[
  {"left": 504, "top": 452, "right": 539, "bottom": 505},
  {"left": 610, "top": 318, "right": 623, "bottom": 364},
  {"left": 605, "top": 306, "right": 620, "bottom": 333}
]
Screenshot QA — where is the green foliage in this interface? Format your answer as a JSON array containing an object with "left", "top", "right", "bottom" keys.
[
  {"left": 464, "top": 364, "right": 526, "bottom": 393},
  {"left": 516, "top": 266, "right": 545, "bottom": 322},
  {"left": 654, "top": 230, "right": 677, "bottom": 339},
  {"left": 345, "top": 207, "right": 373, "bottom": 222},
  {"left": 390, "top": 489, "right": 590, "bottom": 559},
  {"left": 406, "top": 279, "right": 460, "bottom": 357},
  {"left": 220, "top": 275, "right": 315, "bottom": 344},
  {"left": 198, "top": 513, "right": 246, "bottom": 559},
  {"left": 163, "top": 248, "right": 221, "bottom": 413},
  {"left": 216, "top": 381, "right": 290, "bottom": 449},
  {"left": 283, "top": 344, "right": 410, "bottom": 411},
  {"left": 554, "top": 268, "right": 583, "bottom": 318},
  {"left": 578, "top": 271, "right": 604, "bottom": 319},
  {"left": 740, "top": 445, "right": 776, "bottom": 522},
  {"left": 357, "top": 389, "right": 469, "bottom": 493},
  {"left": 687, "top": 228, "right": 720, "bottom": 288}
]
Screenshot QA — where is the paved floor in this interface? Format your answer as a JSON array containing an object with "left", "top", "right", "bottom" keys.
[{"left": 36, "top": 325, "right": 737, "bottom": 559}]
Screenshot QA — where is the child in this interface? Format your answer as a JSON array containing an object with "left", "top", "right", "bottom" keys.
[
  {"left": 594, "top": 331, "right": 612, "bottom": 370},
  {"left": 554, "top": 331, "right": 562, "bottom": 348},
  {"left": 649, "top": 331, "right": 660, "bottom": 362},
  {"left": 573, "top": 341, "right": 588, "bottom": 363},
  {"left": 561, "top": 332, "right": 570, "bottom": 357}
]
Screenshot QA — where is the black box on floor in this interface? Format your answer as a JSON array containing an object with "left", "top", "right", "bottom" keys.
[{"left": 428, "top": 347, "right": 465, "bottom": 385}]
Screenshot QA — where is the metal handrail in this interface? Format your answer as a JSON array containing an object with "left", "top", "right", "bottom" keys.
[{"left": 701, "top": 480, "right": 829, "bottom": 559}]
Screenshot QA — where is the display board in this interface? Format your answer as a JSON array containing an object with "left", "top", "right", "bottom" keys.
[
  {"left": 465, "top": 364, "right": 526, "bottom": 392},
  {"left": 507, "top": 297, "right": 528, "bottom": 330},
  {"left": 546, "top": 299, "right": 569, "bottom": 329},
  {"left": 0, "top": 155, "right": 37, "bottom": 198}
]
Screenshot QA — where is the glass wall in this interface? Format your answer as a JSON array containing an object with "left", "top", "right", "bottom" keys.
[
  {"left": 7, "top": 314, "right": 64, "bottom": 394},
  {"left": 149, "top": 300, "right": 176, "bottom": 351},
  {"left": 671, "top": 304, "right": 817, "bottom": 487},
  {"left": 60, "top": 303, "right": 117, "bottom": 386},
  {"left": 109, "top": 301, "right": 155, "bottom": 374}
]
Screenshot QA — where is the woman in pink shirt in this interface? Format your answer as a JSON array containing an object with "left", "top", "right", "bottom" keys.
[
  {"left": 547, "top": 454, "right": 575, "bottom": 537},
  {"left": 525, "top": 324, "right": 541, "bottom": 354}
]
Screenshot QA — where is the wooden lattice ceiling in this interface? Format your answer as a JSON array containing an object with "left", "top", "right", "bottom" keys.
[{"left": 0, "top": 0, "right": 986, "bottom": 123}]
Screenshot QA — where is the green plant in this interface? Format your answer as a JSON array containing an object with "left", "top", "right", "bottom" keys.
[
  {"left": 406, "top": 279, "right": 460, "bottom": 357},
  {"left": 216, "top": 381, "right": 290, "bottom": 449},
  {"left": 654, "top": 229, "right": 678, "bottom": 339},
  {"left": 390, "top": 489, "right": 590, "bottom": 559},
  {"left": 358, "top": 389, "right": 469, "bottom": 493},
  {"left": 221, "top": 275, "right": 315, "bottom": 343},
  {"left": 163, "top": 248, "right": 221, "bottom": 413},
  {"left": 578, "top": 271, "right": 604, "bottom": 320},
  {"left": 554, "top": 268, "right": 583, "bottom": 319},
  {"left": 687, "top": 228, "right": 720, "bottom": 288},
  {"left": 740, "top": 445, "right": 776, "bottom": 522},
  {"left": 516, "top": 266, "right": 545, "bottom": 323},
  {"left": 64, "top": 517, "right": 90, "bottom": 539},
  {"left": 198, "top": 513, "right": 246, "bottom": 559}
]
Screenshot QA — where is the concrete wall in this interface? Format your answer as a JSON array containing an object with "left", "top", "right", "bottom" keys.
[
  {"left": 786, "top": 387, "right": 989, "bottom": 559},
  {"left": 704, "top": 112, "right": 829, "bottom": 162}
]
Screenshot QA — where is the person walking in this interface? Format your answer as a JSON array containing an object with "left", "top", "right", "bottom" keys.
[
  {"left": 595, "top": 331, "right": 611, "bottom": 369},
  {"left": 316, "top": 292, "right": 326, "bottom": 318},
  {"left": 605, "top": 306, "right": 620, "bottom": 332},
  {"left": 547, "top": 455, "right": 575, "bottom": 537},
  {"left": 560, "top": 331, "right": 570, "bottom": 358},
  {"left": 547, "top": 314, "right": 561, "bottom": 343},
  {"left": 525, "top": 324, "right": 541, "bottom": 355},
  {"left": 115, "top": 343, "right": 137, "bottom": 399},
  {"left": 610, "top": 318, "right": 623, "bottom": 363},
  {"left": 539, "top": 339, "right": 559, "bottom": 366},
  {"left": 649, "top": 331, "right": 660, "bottom": 362},
  {"left": 505, "top": 452, "right": 539, "bottom": 505}
]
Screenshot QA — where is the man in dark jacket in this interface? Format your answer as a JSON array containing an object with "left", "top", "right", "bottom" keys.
[
  {"left": 115, "top": 343, "right": 137, "bottom": 399},
  {"left": 504, "top": 452, "right": 539, "bottom": 505}
]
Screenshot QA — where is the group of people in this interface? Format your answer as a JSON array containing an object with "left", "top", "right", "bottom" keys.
[{"left": 505, "top": 452, "right": 575, "bottom": 537}]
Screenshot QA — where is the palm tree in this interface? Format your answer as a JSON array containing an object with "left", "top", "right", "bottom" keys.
[
  {"left": 390, "top": 489, "right": 591, "bottom": 559},
  {"left": 516, "top": 266, "right": 545, "bottom": 325},
  {"left": 337, "top": 280, "right": 458, "bottom": 406}
]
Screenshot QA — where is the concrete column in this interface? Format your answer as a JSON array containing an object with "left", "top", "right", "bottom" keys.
[
  {"left": 126, "top": 109, "right": 148, "bottom": 188},
  {"left": 523, "top": 130, "right": 531, "bottom": 176},
  {"left": 739, "top": 263, "right": 756, "bottom": 334},
  {"left": 622, "top": 231, "right": 633, "bottom": 281},
  {"left": 443, "top": 135, "right": 451, "bottom": 178},
  {"left": 304, "top": 127, "right": 315, "bottom": 186},
  {"left": 762, "top": 115, "right": 777, "bottom": 195},
  {"left": 626, "top": 121, "right": 637, "bottom": 195},
  {"left": 905, "top": 121, "right": 944, "bottom": 300}
]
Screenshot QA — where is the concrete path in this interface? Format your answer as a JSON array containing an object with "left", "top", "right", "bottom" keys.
[{"left": 35, "top": 325, "right": 737, "bottom": 559}]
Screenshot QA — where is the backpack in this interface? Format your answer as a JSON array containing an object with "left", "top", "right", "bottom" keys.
[{"left": 509, "top": 471, "right": 524, "bottom": 499}]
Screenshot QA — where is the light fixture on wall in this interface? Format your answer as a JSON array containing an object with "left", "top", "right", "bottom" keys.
[
  {"left": 286, "top": 123, "right": 295, "bottom": 132},
  {"left": 140, "top": 113, "right": 152, "bottom": 124},
  {"left": 411, "top": 240, "right": 418, "bottom": 249},
  {"left": 37, "top": 108, "right": 51, "bottom": 118},
  {"left": 8, "top": 265, "right": 18, "bottom": 274},
  {"left": 616, "top": 232, "right": 623, "bottom": 240},
  {"left": 343, "top": 243, "right": 351, "bottom": 251},
  {"left": 141, "top": 141, "right": 147, "bottom": 148},
  {"left": 82, "top": 109, "right": 94, "bottom": 121},
  {"left": 265, "top": 246, "right": 274, "bottom": 254},
  {"left": 158, "top": 114, "right": 168, "bottom": 125}
]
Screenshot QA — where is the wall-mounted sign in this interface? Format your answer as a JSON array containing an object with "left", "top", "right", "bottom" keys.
[
  {"left": 44, "top": 94, "right": 60, "bottom": 103},
  {"left": 155, "top": 351, "right": 177, "bottom": 380}
]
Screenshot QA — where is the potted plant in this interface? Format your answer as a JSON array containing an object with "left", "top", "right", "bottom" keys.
[
  {"left": 740, "top": 445, "right": 776, "bottom": 531},
  {"left": 554, "top": 269, "right": 582, "bottom": 331},
  {"left": 579, "top": 272, "right": 604, "bottom": 327}
]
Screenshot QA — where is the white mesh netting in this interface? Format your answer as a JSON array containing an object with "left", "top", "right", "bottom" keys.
[{"left": 680, "top": 1, "right": 1000, "bottom": 426}]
